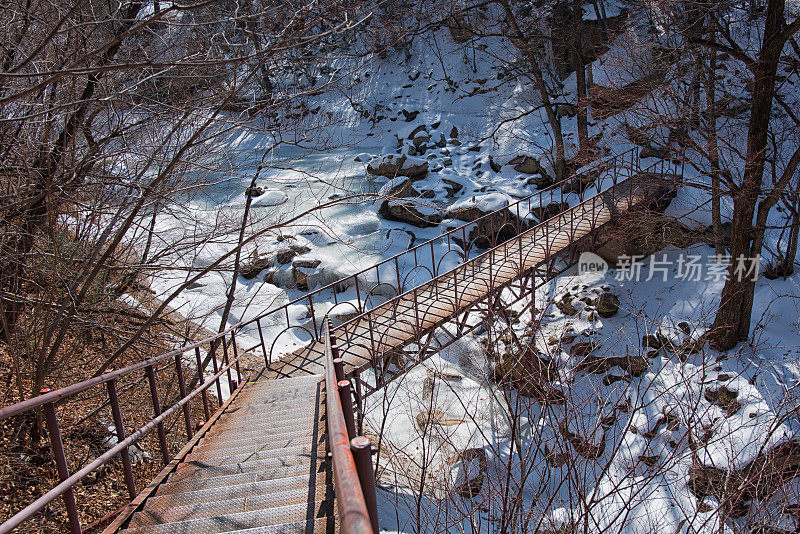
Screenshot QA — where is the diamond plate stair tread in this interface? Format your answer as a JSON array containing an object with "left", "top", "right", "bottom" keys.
[
  {"left": 202, "top": 416, "right": 317, "bottom": 437},
  {"left": 200, "top": 420, "right": 317, "bottom": 442},
  {"left": 166, "top": 462, "right": 311, "bottom": 485},
  {"left": 192, "top": 430, "right": 322, "bottom": 456},
  {"left": 121, "top": 511, "right": 332, "bottom": 533},
  {"left": 175, "top": 453, "right": 313, "bottom": 476},
  {"left": 188, "top": 438, "right": 320, "bottom": 460},
  {"left": 182, "top": 443, "right": 317, "bottom": 464},
  {"left": 128, "top": 495, "right": 333, "bottom": 528},
  {"left": 154, "top": 470, "right": 318, "bottom": 496},
  {"left": 140, "top": 479, "right": 331, "bottom": 510}
]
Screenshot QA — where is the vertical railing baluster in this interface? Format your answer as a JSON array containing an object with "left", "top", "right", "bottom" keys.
[
  {"left": 355, "top": 275, "right": 363, "bottom": 313},
  {"left": 106, "top": 379, "right": 136, "bottom": 499},
  {"left": 146, "top": 365, "right": 169, "bottom": 465},
  {"left": 221, "top": 336, "right": 234, "bottom": 393},
  {"left": 175, "top": 354, "right": 192, "bottom": 439},
  {"left": 210, "top": 342, "right": 223, "bottom": 407},
  {"left": 309, "top": 295, "right": 318, "bottom": 340},
  {"left": 257, "top": 318, "right": 269, "bottom": 367},
  {"left": 195, "top": 347, "right": 211, "bottom": 421},
  {"left": 354, "top": 369, "right": 364, "bottom": 435},
  {"left": 231, "top": 332, "right": 241, "bottom": 385},
  {"left": 43, "top": 396, "right": 82, "bottom": 534},
  {"left": 430, "top": 241, "right": 436, "bottom": 277}
]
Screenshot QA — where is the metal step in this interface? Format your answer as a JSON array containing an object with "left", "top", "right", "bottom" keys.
[
  {"left": 175, "top": 452, "right": 314, "bottom": 476},
  {"left": 225, "top": 402, "right": 317, "bottom": 415},
  {"left": 166, "top": 462, "right": 312, "bottom": 485},
  {"left": 121, "top": 513, "right": 332, "bottom": 533},
  {"left": 141, "top": 479, "right": 332, "bottom": 510},
  {"left": 201, "top": 418, "right": 317, "bottom": 442},
  {"left": 207, "top": 412, "right": 317, "bottom": 434},
  {"left": 181, "top": 444, "right": 317, "bottom": 465},
  {"left": 154, "top": 472, "right": 317, "bottom": 497},
  {"left": 192, "top": 429, "right": 322, "bottom": 456},
  {"left": 128, "top": 494, "right": 333, "bottom": 528}
]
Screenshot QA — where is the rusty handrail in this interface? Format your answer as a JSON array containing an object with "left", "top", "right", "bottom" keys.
[
  {"left": 0, "top": 343, "right": 250, "bottom": 534},
  {"left": 324, "top": 319, "right": 376, "bottom": 534}
]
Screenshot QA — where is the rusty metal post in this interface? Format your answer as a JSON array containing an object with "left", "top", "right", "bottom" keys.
[
  {"left": 106, "top": 379, "right": 136, "bottom": 499},
  {"left": 353, "top": 369, "right": 364, "bottom": 435},
  {"left": 333, "top": 357, "right": 345, "bottom": 384},
  {"left": 222, "top": 336, "right": 234, "bottom": 394},
  {"left": 195, "top": 347, "right": 211, "bottom": 421},
  {"left": 351, "top": 436, "right": 379, "bottom": 533},
  {"left": 209, "top": 342, "right": 223, "bottom": 407},
  {"left": 338, "top": 380, "right": 356, "bottom": 440},
  {"left": 231, "top": 332, "right": 241, "bottom": 385},
  {"left": 43, "top": 398, "right": 81, "bottom": 534},
  {"left": 257, "top": 318, "right": 269, "bottom": 367},
  {"left": 175, "top": 354, "right": 193, "bottom": 439},
  {"left": 145, "top": 365, "right": 169, "bottom": 465}
]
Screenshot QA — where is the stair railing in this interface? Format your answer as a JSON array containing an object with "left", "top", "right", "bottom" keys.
[
  {"left": 323, "top": 318, "right": 378, "bottom": 534},
  {"left": 0, "top": 328, "right": 252, "bottom": 533}
]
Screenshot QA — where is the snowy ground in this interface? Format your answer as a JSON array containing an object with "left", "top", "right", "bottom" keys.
[{"left": 366, "top": 249, "right": 800, "bottom": 533}]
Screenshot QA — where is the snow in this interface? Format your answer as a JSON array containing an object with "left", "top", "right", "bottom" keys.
[{"left": 250, "top": 190, "right": 288, "bottom": 207}]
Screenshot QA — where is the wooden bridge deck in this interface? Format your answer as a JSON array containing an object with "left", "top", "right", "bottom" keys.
[{"left": 110, "top": 174, "right": 670, "bottom": 533}]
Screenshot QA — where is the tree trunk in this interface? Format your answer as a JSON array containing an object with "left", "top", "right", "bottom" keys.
[
  {"left": 704, "top": 19, "right": 725, "bottom": 255},
  {"left": 711, "top": 0, "right": 786, "bottom": 349},
  {"left": 573, "top": 0, "right": 590, "bottom": 162}
]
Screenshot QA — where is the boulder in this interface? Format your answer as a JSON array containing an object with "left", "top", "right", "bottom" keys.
[
  {"left": 401, "top": 109, "right": 419, "bottom": 122},
  {"left": 509, "top": 155, "right": 544, "bottom": 174},
  {"left": 379, "top": 200, "right": 442, "bottom": 228},
  {"left": 595, "top": 210, "right": 695, "bottom": 266},
  {"left": 292, "top": 258, "right": 321, "bottom": 269},
  {"left": 526, "top": 174, "right": 553, "bottom": 189},
  {"left": 595, "top": 292, "right": 620, "bottom": 318},
  {"left": 240, "top": 256, "right": 273, "bottom": 279},
  {"left": 576, "top": 353, "right": 649, "bottom": 377},
  {"left": 556, "top": 295, "right": 579, "bottom": 316},
  {"left": 448, "top": 205, "right": 524, "bottom": 249},
  {"left": 689, "top": 439, "right": 800, "bottom": 515},
  {"left": 639, "top": 145, "right": 671, "bottom": 160},
  {"left": 412, "top": 135, "right": 430, "bottom": 148},
  {"left": 442, "top": 178, "right": 463, "bottom": 198},
  {"left": 704, "top": 386, "right": 741, "bottom": 417},
  {"left": 276, "top": 244, "right": 311, "bottom": 265},
  {"left": 367, "top": 155, "right": 429, "bottom": 179},
  {"left": 493, "top": 349, "right": 565, "bottom": 404}
]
